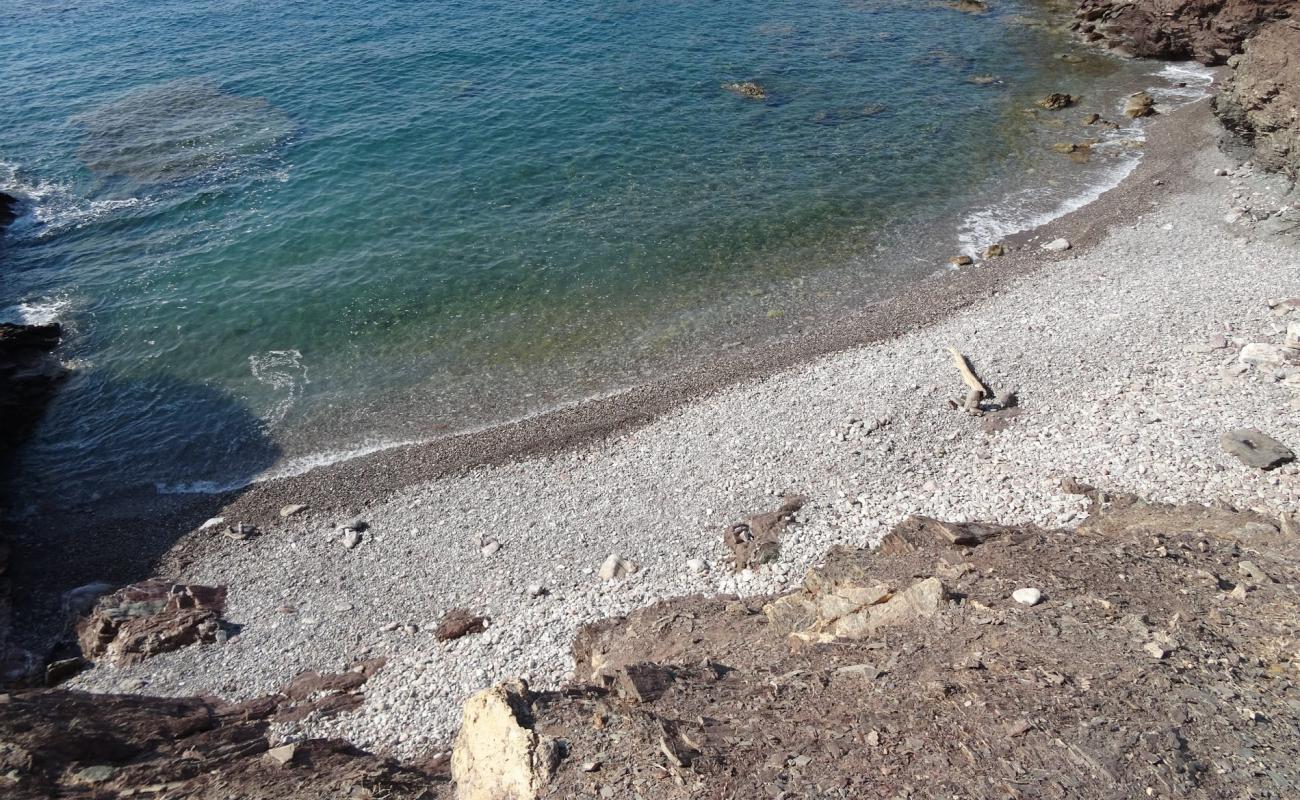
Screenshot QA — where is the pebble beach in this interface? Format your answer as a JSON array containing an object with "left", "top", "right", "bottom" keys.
[{"left": 67, "top": 97, "right": 1300, "bottom": 759}]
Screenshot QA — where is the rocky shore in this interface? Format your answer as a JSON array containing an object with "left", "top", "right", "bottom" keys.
[{"left": 2, "top": 1, "right": 1300, "bottom": 797}]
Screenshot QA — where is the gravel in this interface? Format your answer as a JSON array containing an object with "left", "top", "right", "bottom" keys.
[{"left": 69, "top": 122, "right": 1300, "bottom": 759}]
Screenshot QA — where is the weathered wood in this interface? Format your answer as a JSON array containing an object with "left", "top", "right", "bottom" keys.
[{"left": 947, "top": 346, "right": 991, "bottom": 397}]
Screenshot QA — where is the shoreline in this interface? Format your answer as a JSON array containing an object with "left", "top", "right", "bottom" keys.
[
  {"left": 48, "top": 92, "right": 1300, "bottom": 757},
  {"left": 193, "top": 90, "right": 1217, "bottom": 527}
]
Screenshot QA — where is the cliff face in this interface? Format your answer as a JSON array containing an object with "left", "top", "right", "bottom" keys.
[
  {"left": 1072, "top": 0, "right": 1293, "bottom": 65},
  {"left": 1215, "top": 20, "right": 1300, "bottom": 180}
]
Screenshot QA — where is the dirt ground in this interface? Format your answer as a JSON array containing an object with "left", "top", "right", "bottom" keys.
[{"left": 3, "top": 491, "right": 1299, "bottom": 799}]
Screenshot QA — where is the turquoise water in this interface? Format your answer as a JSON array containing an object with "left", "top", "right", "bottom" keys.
[{"left": 0, "top": 0, "right": 1167, "bottom": 506}]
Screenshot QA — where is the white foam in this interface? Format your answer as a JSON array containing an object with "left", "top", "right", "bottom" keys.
[
  {"left": 152, "top": 436, "right": 422, "bottom": 496},
  {"left": 957, "top": 154, "right": 1140, "bottom": 256},
  {"left": 248, "top": 349, "right": 310, "bottom": 425},
  {"left": 0, "top": 159, "right": 149, "bottom": 239},
  {"left": 0, "top": 296, "right": 70, "bottom": 326}
]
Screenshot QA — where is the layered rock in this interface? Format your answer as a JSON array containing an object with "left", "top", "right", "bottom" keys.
[
  {"left": 1215, "top": 19, "right": 1300, "bottom": 179},
  {"left": 75, "top": 579, "right": 229, "bottom": 666},
  {"left": 1072, "top": 0, "right": 1293, "bottom": 65}
]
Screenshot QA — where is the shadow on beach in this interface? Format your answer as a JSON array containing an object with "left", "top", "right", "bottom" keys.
[{"left": 0, "top": 370, "right": 280, "bottom": 656}]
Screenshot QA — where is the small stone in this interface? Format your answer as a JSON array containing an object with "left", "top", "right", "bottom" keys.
[
  {"left": 1123, "top": 91, "right": 1155, "bottom": 118},
  {"left": 403, "top": 623, "right": 419, "bottom": 635},
  {"left": 70, "top": 765, "right": 117, "bottom": 785},
  {"left": 982, "top": 243, "right": 1005, "bottom": 259},
  {"left": 582, "top": 761, "right": 601, "bottom": 773},
  {"left": 223, "top": 523, "right": 259, "bottom": 542},
  {"left": 1214, "top": 168, "right": 1229, "bottom": 177},
  {"left": 686, "top": 558, "right": 709, "bottom": 575},
  {"left": 199, "top": 517, "right": 225, "bottom": 530},
  {"left": 342, "top": 517, "right": 369, "bottom": 532},
  {"left": 1012, "top": 587, "right": 1042, "bottom": 606},
  {"left": 265, "top": 744, "right": 297, "bottom": 766},
  {"left": 1239, "top": 342, "right": 1294, "bottom": 366},
  {"left": 381, "top": 621, "right": 400, "bottom": 632},
  {"left": 1042, "top": 238, "right": 1070, "bottom": 252},
  {"left": 480, "top": 539, "right": 501, "bottom": 557},
  {"left": 1230, "top": 584, "right": 1249, "bottom": 600},
  {"left": 1143, "top": 641, "right": 1171, "bottom": 659},
  {"left": 1220, "top": 428, "right": 1295, "bottom": 470},
  {"left": 279, "top": 504, "right": 307, "bottom": 518},
  {"left": 342, "top": 530, "right": 362, "bottom": 549},
  {"left": 435, "top": 608, "right": 489, "bottom": 641},
  {"left": 1238, "top": 560, "right": 1272, "bottom": 584},
  {"left": 526, "top": 584, "right": 545, "bottom": 598},
  {"left": 599, "top": 553, "right": 637, "bottom": 581},
  {"left": 949, "top": 254, "right": 973, "bottom": 267}
]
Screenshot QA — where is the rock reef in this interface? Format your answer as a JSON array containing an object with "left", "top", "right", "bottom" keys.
[{"left": 1072, "top": 0, "right": 1293, "bottom": 65}]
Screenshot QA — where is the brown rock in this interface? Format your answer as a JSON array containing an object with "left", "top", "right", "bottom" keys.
[
  {"left": 1215, "top": 20, "right": 1300, "bottom": 180},
  {"left": 435, "top": 608, "right": 489, "bottom": 642},
  {"left": 75, "top": 579, "right": 227, "bottom": 665},
  {"left": 724, "top": 495, "right": 806, "bottom": 570},
  {"left": 1037, "top": 93, "right": 1078, "bottom": 110},
  {"left": 1072, "top": 0, "right": 1292, "bottom": 65}
]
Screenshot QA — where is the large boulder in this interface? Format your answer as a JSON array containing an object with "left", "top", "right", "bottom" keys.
[
  {"left": 1072, "top": 0, "right": 1292, "bottom": 65},
  {"left": 451, "top": 679, "right": 563, "bottom": 800},
  {"left": 75, "top": 579, "right": 228, "bottom": 665},
  {"left": 1215, "top": 20, "right": 1300, "bottom": 180},
  {"left": 0, "top": 323, "right": 66, "bottom": 452}
]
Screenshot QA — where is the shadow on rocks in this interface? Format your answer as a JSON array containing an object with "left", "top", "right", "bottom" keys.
[{"left": 0, "top": 370, "right": 281, "bottom": 681}]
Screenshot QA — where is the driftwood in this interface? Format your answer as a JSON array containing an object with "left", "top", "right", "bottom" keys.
[{"left": 946, "top": 346, "right": 996, "bottom": 413}]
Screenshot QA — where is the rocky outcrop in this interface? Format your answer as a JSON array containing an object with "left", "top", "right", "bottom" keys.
[
  {"left": 472, "top": 499, "right": 1300, "bottom": 798},
  {"left": 75, "top": 579, "right": 228, "bottom": 665},
  {"left": 0, "top": 659, "right": 448, "bottom": 799},
  {"left": 1072, "top": 0, "right": 1293, "bottom": 65},
  {"left": 1215, "top": 19, "right": 1300, "bottom": 179}
]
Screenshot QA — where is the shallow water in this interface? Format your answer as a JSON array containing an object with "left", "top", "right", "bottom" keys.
[{"left": 0, "top": 0, "right": 1198, "bottom": 507}]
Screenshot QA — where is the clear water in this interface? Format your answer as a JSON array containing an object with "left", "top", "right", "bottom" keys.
[{"left": 0, "top": 0, "right": 1180, "bottom": 508}]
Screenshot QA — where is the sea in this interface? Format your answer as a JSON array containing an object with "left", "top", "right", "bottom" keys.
[{"left": 0, "top": 0, "right": 1211, "bottom": 510}]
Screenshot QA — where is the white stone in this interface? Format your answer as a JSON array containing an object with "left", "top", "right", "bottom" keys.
[
  {"left": 199, "top": 517, "right": 225, "bottom": 530},
  {"left": 598, "top": 553, "right": 637, "bottom": 581},
  {"left": 1042, "top": 238, "right": 1070, "bottom": 252},
  {"left": 342, "top": 530, "right": 362, "bottom": 550},
  {"left": 1239, "top": 342, "right": 1292, "bottom": 366},
  {"left": 481, "top": 539, "right": 501, "bottom": 557},
  {"left": 526, "top": 584, "right": 544, "bottom": 598},
  {"left": 1012, "top": 587, "right": 1043, "bottom": 606},
  {"left": 687, "top": 558, "right": 709, "bottom": 575}
]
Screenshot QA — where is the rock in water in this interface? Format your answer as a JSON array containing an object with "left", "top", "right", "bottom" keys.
[
  {"left": 0, "top": 191, "right": 18, "bottom": 233},
  {"left": 721, "top": 81, "right": 766, "bottom": 101},
  {"left": 1221, "top": 428, "right": 1295, "bottom": 470},
  {"left": 1042, "top": 238, "right": 1071, "bottom": 252},
  {"left": 949, "top": 255, "right": 974, "bottom": 267},
  {"left": 1012, "top": 587, "right": 1043, "bottom": 606},
  {"left": 1123, "top": 91, "right": 1156, "bottom": 118},
  {"left": 982, "top": 243, "right": 1005, "bottom": 259},
  {"left": 1037, "top": 93, "right": 1078, "bottom": 110}
]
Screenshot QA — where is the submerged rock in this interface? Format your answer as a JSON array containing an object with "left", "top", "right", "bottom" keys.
[
  {"left": 1037, "top": 93, "right": 1078, "bottom": 111},
  {"left": 0, "top": 191, "right": 18, "bottom": 233},
  {"left": 721, "top": 81, "right": 767, "bottom": 101},
  {"left": 1123, "top": 91, "right": 1157, "bottom": 118},
  {"left": 0, "top": 323, "right": 68, "bottom": 451}
]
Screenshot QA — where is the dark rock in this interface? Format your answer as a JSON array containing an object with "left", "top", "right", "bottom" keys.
[
  {"left": 1215, "top": 20, "right": 1300, "bottom": 180},
  {"left": 0, "top": 323, "right": 68, "bottom": 451},
  {"left": 0, "top": 191, "right": 18, "bottom": 233},
  {"left": 434, "top": 608, "right": 489, "bottom": 642},
  {"left": 613, "top": 663, "right": 675, "bottom": 704},
  {"left": 1220, "top": 428, "right": 1295, "bottom": 470},
  {"left": 1072, "top": 0, "right": 1292, "bottom": 65},
  {"left": 75, "top": 579, "right": 228, "bottom": 665}
]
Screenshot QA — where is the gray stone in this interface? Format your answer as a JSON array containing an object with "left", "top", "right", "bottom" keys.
[
  {"left": 1220, "top": 428, "right": 1295, "bottom": 470},
  {"left": 280, "top": 504, "right": 308, "bottom": 518},
  {"left": 342, "top": 530, "right": 362, "bottom": 549},
  {"left": 1042, "top": 238, "right": 1071, "bottom": 252}
]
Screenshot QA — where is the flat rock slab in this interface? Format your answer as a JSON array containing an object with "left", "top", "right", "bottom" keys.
[{"left": 1220, "top": 428, "right": 1295, "bottom": 470}]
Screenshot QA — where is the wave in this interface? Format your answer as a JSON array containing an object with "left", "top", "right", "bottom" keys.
[
  {"left": 247, "top": 349, "right": 310, "bottom": 426},
  {"left": 0, "top": 296, "right": 71, "bottom": 326},
  {"left": 0, "top": 159, "right": 149, "bottom": 240}
]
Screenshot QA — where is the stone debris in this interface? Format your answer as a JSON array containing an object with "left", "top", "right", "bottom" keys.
[{"left": 724, "top": 496, "right": 807, "bottom": 570}]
